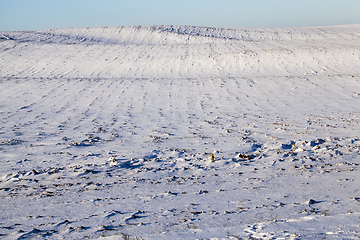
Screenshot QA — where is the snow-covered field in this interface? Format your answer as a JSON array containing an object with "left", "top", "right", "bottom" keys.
[{"left": 1, "top": 25, "right": 360, "bottom": 239}]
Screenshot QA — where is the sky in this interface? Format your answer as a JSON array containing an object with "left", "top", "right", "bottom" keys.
[{"left": 1, "top": 0, "right": 360, "bottom": 31}]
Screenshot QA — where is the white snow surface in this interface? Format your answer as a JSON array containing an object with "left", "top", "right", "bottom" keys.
[
  {"left": 1, "top": 25, "right": 360, "bottom": 239},
  {"left": 1, "top": 25, "right": 360, "bottom": 79}
]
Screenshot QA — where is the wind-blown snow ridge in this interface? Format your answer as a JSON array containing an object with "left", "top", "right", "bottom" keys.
[
  {"left": 3, "top": 25, "right": 360, "bottom": 44},
  {"left": 1, "top": 25, "right": 360, "bottom": 79}
]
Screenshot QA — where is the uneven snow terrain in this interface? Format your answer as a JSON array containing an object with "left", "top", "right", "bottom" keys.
[{"left": 1, "top": 25, "right": 360, "bottom": 239}]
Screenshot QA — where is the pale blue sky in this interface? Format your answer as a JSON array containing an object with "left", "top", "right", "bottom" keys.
[{"left": 1, "top": 0, "right": 360, "bottom": 31}]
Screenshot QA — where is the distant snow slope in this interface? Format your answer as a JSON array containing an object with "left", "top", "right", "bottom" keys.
[{"left": 1, "top": 25, "right": 360, "bottom": 79}]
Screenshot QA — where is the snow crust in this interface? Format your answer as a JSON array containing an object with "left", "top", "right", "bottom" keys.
[{"left": 1, "top": 25, "right": 360, "bottom": 239}]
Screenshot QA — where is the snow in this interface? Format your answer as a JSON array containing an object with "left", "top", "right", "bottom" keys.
[
  {"left": 2, "top": 25, "right": 360, "bottom": 79},
  {"left": 1, "top": 25, "right": 360, "bottom": 239}
]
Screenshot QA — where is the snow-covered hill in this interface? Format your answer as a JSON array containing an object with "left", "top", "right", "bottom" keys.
[
  {"left": 1, "top": 25, "right": 360, "bottom": 239},
  {"left": 1, "top": 25, "right": 360, "bottom": 79}
]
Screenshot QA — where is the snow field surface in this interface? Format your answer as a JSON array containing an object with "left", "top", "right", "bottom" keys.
[{"left": 1, "top": 25, "right": 360, "bottom": 239}]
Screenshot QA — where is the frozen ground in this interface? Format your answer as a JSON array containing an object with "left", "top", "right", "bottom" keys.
[{"left": 1, "top": 25, "right": 360, "bottom": 239}]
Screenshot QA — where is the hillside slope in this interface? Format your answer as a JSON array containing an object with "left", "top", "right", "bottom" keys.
[
  {"left": 1, "top": 25, "right": 360, "bottom": 239},
  {"left": 1, "top": 25, "right": 360, "bottom": 79}
]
